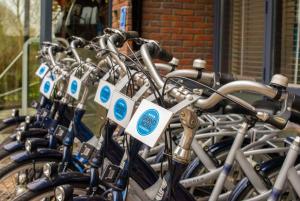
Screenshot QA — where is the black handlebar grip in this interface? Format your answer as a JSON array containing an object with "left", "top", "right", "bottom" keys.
[
  {"left": 71, "top": 36, "right": 86, "bottom": 48},
  {"left": 146, "top": 43, "right": 173, "bottom": 62},
  {"left": 292, "top": 95, "right": 300, "bottom": 112},
  {"left": 266, "top": 115, "right": 288, "bottom": 129},
  {"left": 219, "top": 73, "right": 235, "bottom": 85},
  {"left": 157, "top": 48, "right": 173, "bottom": 62},
  {"left": 110, "top": 34, "right": 124, "bottom": 48},
  {"left": 124, "top": 31, "right": 139, "bottom": 40},
  {"left": 53, "top": 46, "right": 65, "bottom": 53},
  {"left": 290, "top": 94, "right": 300, "bottom": 124}
]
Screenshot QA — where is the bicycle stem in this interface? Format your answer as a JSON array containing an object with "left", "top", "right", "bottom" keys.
[{"left": 173, "top": 107, "right": 200, "bottom": 164}]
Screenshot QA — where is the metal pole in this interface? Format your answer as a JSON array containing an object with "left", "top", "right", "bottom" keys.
[
  {"left": 40, "top": 0, "right": 52, "bottom": 44},
  {"left": 108, "top": 0, "right": 113, "bottom": 27},
  {"left": 264, "top": 0, "right": 278, "bottom": 83},
  {"left": 22, "top": 40, "right": 29, "bottom": 114},
  {"left": 24, "top": 0, "right": 30, "bottom": 42},
  {"left": 213, "top": 0, "right": 221, "bottom": 72},
  {"left": 294, "top": 0, "right": 300, "bottom": 84},
  {"left": 22, "top": 38, "right": 39, "bottom": 114}
]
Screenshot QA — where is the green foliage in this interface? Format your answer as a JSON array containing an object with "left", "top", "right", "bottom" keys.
[{"left": 0, "top": 2, "right": 40, "bottom": 109}]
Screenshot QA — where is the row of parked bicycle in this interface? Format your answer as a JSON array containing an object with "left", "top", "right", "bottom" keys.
[{"left": 0, "top": 28, "right": 299, "bottom": 201}]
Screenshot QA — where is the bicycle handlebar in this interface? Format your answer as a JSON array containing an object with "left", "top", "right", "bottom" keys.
[{"left": 139, "top": 40, "right": 291, "bottom": 129}]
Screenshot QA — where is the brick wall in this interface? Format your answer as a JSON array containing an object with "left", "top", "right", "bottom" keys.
[{"left": 112, "top": 0, "right": 214, "bottom": 70}]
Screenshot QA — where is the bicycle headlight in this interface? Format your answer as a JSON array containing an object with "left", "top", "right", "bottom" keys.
[
  {"left": 18, "top": 173, "right": 27, "bottom": 184},
  {"left": 25, "top": 140, "right": 32, "bottom": 152},
  {"left": 43, "top": 162, "right": 58, "bottom": 178},
  {"left": 55, "top": 185, "right": 73, "bottom": 201},
  {"left": 25, "top": 116, "right": 31, "bottom": 124},
  {"left": 55, "top": 186, "right": 65, "bottom": 201},
  {"left": 16, "top": 131, "right": 22, "bottom": 141},
  {"left": 18, "top": 122, "right": 26, "bottom": 131}
]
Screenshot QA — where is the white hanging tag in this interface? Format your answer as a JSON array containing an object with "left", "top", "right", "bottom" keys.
[
  {"left": 40, "top": 77, "right": 55, "bottom": 99},
  {"left": 67, "top": 75, "right": 82, "bottom": 100},
  {"left": 94, "top": 80, "right": 115, "bottom": 109},
  {"left": 125, "top": 99, "right": 173, "bottom": 147},
  {"left": 35, "top": 63, "right": 49, "bottom": 79},
  {"left": 107, "top": 92, "right": 135, "bottom": 128}
]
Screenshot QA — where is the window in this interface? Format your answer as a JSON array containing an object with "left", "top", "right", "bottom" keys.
[
  {"left": 279, "top": 0, "right": 300, "bottom": 86},
  {"left": 221, "top": 0, "right": 265, "bottom": 81}
]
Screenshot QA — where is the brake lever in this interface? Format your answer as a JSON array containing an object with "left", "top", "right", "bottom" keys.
[
  {"left": 269, "top": 92, "right": 295, "bottom": 127},
  {"left": 278, "top": 92, "right": 294, "bottom": 119}
]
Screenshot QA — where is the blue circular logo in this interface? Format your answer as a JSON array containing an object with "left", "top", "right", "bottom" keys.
[
  {"left": 70, "top": 80, "right": 78, "bottom": 94},
  {"left": 44, "top": 81, "right": 51, "bottom": 93},
  {"left": 39, "top": 66, "right": 46, "bottom": 75},
  {"left": 137, "top": 109, "right": 159, "bottom": 136},
  {"left": 100, "top": 86, "right": 111, "bottom": 103},
  {"left": 114, "top": 98, "right": 127, "bottom": 121}
]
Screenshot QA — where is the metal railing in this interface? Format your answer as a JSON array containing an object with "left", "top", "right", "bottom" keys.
[{"left": 0, "top": 37, "right": 69, "bottom": 114}]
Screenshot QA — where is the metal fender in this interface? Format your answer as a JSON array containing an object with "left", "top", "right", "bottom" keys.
[
  {"left": 3, "top": 140, "right": 24, "bottom": 152},
  {"left": 27, "top": 172, "right": 90, "bottom": 192},
  {"left": 10, "top": 148, "right": 84, "bottom": 172},
  {"left": 228, "top": 156, "right": 286, "bottom": 201},
  {"left": 73, "top": 195, "right": 105, "bottom": 201},
  {"left": 208, "top": 137, "right": 250, "bottom": 156},
  {"left": 1, "top": 116, "right": 27, "bottom": 128},
  {"left": 10, "top": 148, "right": 64, "bottom": 163},
  {"left": 183, "top": 138, "right": 251, "bottom": 180}
]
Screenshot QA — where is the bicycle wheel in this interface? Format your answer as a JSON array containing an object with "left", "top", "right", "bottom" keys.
[
  {"left": 0, "top": 159, "right": 61, "bottom": 200},
  {"left": 228, "top": 156, "right": 286, "bottom": 201},
  {"left": 13, "top": 185, "right": 88, "bottom": 201}
]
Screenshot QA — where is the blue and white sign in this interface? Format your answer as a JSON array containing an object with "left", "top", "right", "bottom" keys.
[
  {"left": 67, "top": 75, "right": 82, "bottom": 100},
  {"left": 35, "top": 63, "right": 49, "bottom": 79},
  {"left": 125, "top": 99, "right": 173, "bottom": 147},
  {"left": 40, "top": 77, "right": 55, "bottom": 99},
  {"left": 120, "top": 6, "right": 127, "bottom": 31},
  {"left": 108, "top": 92, "right": 135, "bottom": 128},
  {"left": 94, "top": 80, "right": 115, "bottom": 109}
]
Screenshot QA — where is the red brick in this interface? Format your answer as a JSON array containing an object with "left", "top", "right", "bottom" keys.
[
  {"left": 143, "top": 14, "right": 160, "bottom": 20},
  {"left": 172, "top": 47, "right": 193, "bottom": 53},
  {"left": 172, "top": 34, "right": 193, "bottom": 40},
  {"left": 174, "top": 9, "right": 194, "bottom": 16},
  {"left": 162, "top": 2, "right": 182, "bottom": 9},
  {"left": 173, "top": 21, "right": 193, "bottom": 28},
  {"left": 174, "top": 0, "right": 194, "bottom": 3},
  {"left": 161, "top": 27, "right": 182, "bottom": 34},
  {"left": 161, "top": 15, "right": 182, "bottom": 21},
  {"left": 143, "top": 1, "right": 162, "bottom": 8},
  {"left": 183, "top": 16, "right": 204, "bottom": 22},
  {"left": 145, "top": 8, "right": 172, "bottom": 15},
  {"left": 143, "top": 26, "right": 161, "bottom": 33},
  {"left": 182, "top": 28, "right": 204, "bottom": 34},
  {"left": 194, "top": 35, "right": 213, "bottom": 41}
]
